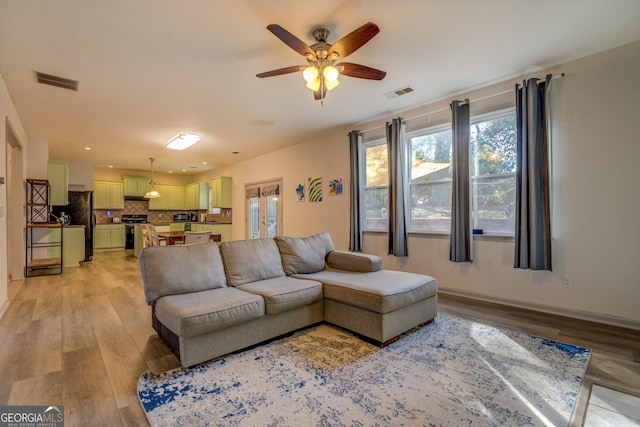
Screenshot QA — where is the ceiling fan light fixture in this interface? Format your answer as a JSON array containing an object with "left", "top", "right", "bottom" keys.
[
  {"left": 303, "top": 66, "right": 319, "bottom": 83},
  {"left": 306, "top": 77, "right": 321, "bottom": 92},
  {"left": 166, "top": 132, "right": 200, "bottom": 150},
  {"left": 323, "top": 65, "right": 339, "bottom": 83},
  {"left": 325, "top": 78, "right": 340, "bottom": 91}
]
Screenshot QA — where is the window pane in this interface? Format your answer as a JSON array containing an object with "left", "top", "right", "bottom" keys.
[
  {"left": 364, "top": 142, "right": 388, "bottom": 230},
  {"left": 470, "top": 113, "right": 516, "bottom": 234},
  {"left": 409, "top": 128, "right": 452, "bottom": 233}
]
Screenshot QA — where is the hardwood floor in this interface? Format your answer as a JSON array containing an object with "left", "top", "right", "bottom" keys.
[{"left": 1, "top": 250, "right": 638, "bottom": 426}]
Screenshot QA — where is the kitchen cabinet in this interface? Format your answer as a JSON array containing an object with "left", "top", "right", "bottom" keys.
[
  {"left": 185, "top": 182, "right": 208, "bottom": 210},
  {"left": 94, "top": 224, "right": 125, "bottom": 250},
  {"left": 123, "top": 177, "right": 150, "bottom": 197},
  {"left": 48, "top": 160, "right": 68, "bottom": 206},
  {"left": 147, "top": 184, "right": 167, "bottom": 210},
  {"left": 167, "top": 185, "right": 185, "bottom": 210},
  {"left": 211, "top": 176, "right": 232, "bottom": 208},
  {"left": 94, "top": 180, "right": 124, "bottom": 210},
  {"left": 61, "top": 227, "right": 85, "bottom": 267},
  {"left": 148, "top": 184, "right": 184, "bottom": 210}
]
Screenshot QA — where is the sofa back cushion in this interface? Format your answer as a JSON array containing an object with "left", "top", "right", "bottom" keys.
[
  {"left": 138, "top": 242, "right": 227, "bottom": 305},
  {"left": 219, "top": 238, "right": 286, "bottom": 286},
  {"left": 275, "top": 232, "right": 335, "bottom": 275}
]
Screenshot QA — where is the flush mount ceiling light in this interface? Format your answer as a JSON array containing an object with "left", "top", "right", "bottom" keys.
[
  {"left": 143, "top": 157, "right": 161, "bottom": 199},
  {"left": 256, "top": 23, "right": 386, "bottom": 104},
  {"left": 166, "top": 132, "right": 200, "bottom": 150}
]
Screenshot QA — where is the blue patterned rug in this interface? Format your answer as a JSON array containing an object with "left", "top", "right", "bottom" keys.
[{"left": 137, "top": 313, "right": 590, "bottom": 426}]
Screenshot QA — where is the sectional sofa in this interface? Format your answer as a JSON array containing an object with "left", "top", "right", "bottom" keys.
[{"left": 138, "top": 232, "right": 438, "bottom": 367}]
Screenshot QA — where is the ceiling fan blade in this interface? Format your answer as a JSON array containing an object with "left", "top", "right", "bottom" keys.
[
  {"left": 339, "top": 62, "right": 386, "bottom": 80},
  {"left": 256, "top": 65, "right": 305, "bottom": 78},
  {"left": 329, "top": 22, "right": 380, "bottom": 59},
  {"left": 267, "top": 24, "right": 315, "bottom": 57}
]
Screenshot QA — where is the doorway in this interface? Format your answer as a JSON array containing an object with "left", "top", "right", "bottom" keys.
[
  {"left": 6, "top": 118, "right": 24, "bottom": 281},
  {"left": 246, "top": 179, "right": 283, "bottom": 239}
]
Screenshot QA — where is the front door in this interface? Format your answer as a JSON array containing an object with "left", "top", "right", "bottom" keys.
[{"left": 246, "top": 179, "right": 283, "bottom": 239}]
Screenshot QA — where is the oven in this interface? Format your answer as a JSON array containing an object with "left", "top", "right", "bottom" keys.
[{"left": 121, "top": 214, "right": 148, "bottom": 250}]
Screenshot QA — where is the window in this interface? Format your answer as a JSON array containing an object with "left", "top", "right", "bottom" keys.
[
  {"left": 470, "top": 111, "right": 516, "bottom": 235},
  {"left": 363, "top": 141, "right": 388, "bottom": 230},
  {"left": 409, "top": 125, "right": 453, "bottom": 233},
  {"left": 362, "top": 108, "right": 517, "bottom": 235}
]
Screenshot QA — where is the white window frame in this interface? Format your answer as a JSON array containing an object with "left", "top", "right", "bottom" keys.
[{"left": 360, "top": 107, "right": 518, "bottom": 236}]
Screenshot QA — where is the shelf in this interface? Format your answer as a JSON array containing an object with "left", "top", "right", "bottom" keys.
[
  {"left": 26, "top": 179, "right": 63, "bottom": 276},
  {"left": 27, "top": 258, "right": 62, "bottom": 269}
]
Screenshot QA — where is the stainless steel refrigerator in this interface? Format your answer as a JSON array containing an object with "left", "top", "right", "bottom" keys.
[{"left": 53, "top": 191, "right": 95, "bottom": 262}]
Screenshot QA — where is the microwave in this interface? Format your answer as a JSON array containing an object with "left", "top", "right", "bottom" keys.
[{"left": 174, "top": 213, "right": 189, "bottom": 222}]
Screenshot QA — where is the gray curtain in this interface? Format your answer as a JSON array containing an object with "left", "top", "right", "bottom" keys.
[
  {"left": 450, "top": 99, "right": 472, "bottom": 262},
  {"left": 514, "top": 75, "right": 553, "bottom": 270},
  {"left": 348, "top": 130, "right": 363, "bottom": 252},
  {"left": 386, "top": 117, "right": 408, "bottom": 256}
]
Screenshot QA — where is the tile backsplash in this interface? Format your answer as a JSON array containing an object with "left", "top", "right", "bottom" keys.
[{"left": 95, "top": 200, "right": 232, "bottom": 224}]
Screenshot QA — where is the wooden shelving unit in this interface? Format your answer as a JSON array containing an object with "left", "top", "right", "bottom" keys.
[{"left": 25, "top": 179, "right": 63, "bottom": 276}]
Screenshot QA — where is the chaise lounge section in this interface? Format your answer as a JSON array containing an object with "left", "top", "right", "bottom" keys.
[{"left": 139, "top": 232, "right": 437, "bottom": 367}]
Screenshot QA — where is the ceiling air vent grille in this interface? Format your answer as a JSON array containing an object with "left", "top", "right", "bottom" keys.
[
  {"left": 385, "top": 86, "right": 414, "bottom": 99},
  {"left": 35, "top": 71, "right": 79, "bottom": 91}
]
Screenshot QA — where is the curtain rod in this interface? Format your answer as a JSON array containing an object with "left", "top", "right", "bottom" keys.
[{"left": 358, "top": 73, "right": 565, "bottom": 134}]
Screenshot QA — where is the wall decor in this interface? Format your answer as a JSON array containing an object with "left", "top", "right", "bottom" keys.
[
  {"left": 308, "top": 177, "right": 322, "bottom": 202},
  {"left": 295, "top": 183, "right": 305, "bottom": 202},
  {"left": 329, "top": 179, "right": 344, "bottom": 196}
]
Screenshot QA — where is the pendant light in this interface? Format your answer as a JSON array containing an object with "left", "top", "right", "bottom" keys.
[{"left": 143, "top": 157, "right": 161, "bottom": 199}]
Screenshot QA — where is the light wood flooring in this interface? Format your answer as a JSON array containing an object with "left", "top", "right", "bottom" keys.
[{"left": 1, "top": 250, "right": 638, "bottom": 426}]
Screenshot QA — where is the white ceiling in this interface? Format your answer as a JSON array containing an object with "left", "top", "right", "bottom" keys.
[{"left": 1, "top": 0, "right": 639, "bottom": 175}]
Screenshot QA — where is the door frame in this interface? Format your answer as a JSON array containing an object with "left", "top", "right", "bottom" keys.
[{"left": 245, "top": 178, "right": 283, "bottom": 239}]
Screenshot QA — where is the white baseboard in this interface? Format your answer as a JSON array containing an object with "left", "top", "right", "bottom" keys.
[{"left": 438, "top": 288, "right": 640, "bottom": 331}]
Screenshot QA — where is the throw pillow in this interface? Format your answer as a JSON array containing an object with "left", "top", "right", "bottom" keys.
[{"left": 275, "top": 232, "right": 335, "bottom": 275}]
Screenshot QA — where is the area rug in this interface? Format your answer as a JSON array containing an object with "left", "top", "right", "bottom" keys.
[{"left": 137, "top": 313, "right": 591, "bottom": 426}]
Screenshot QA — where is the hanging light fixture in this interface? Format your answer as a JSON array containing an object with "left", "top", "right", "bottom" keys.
[
  {"left": 143, "top": 157, "right": 161, "bottom": 199},
  {"left": 302, "top": 63, "right": 340, "bottom": 96}
]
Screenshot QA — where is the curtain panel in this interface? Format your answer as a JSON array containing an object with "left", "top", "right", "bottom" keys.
[
  {"left": 450, "top": 99, "right": 472, "bottom": 262},
  {"left": 514, "top": 75, "right": 553, "bottom": 271},
  {"left": 261, "top": 184, "right": 279, "bottom": 197},
  {"left": 246, "top": 187, "right": 260, "bottom": 199},
  {"left": 386, "top": 117, "right": 408, "bottom": 257},
  {"left": 348, "top": 130, "right": 363, "bottom": 252}
]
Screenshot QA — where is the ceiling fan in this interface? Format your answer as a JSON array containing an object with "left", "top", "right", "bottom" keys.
[{"left": 256, "top": 22, "right": 386, "bottom": 102}]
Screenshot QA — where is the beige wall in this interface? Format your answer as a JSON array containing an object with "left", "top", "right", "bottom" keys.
[
  {"left": 200, "top": 41, "right": 640, "bottom": 328},
  {"left": 0, "top": 74, "right": 29, "bottom": 317}
]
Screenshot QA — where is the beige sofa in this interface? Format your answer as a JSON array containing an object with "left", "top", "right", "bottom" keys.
[{"left": 139, "top": 232, "right": 437, "bottom": 367}]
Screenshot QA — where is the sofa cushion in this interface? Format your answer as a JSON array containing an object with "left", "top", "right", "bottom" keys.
[
  {"left": 326, "top": 250, "right": 382, "bottom": 272},
  {"left": 275, "top": 232, "right": 335, "bottom": 275},
  {"left": 295, "top": 270, "right": 437, "bottom": 314},
  {"left": 220, "top": 238, "right": 285, "bottom": 286},
  {"left": 236, "top": 276, "right": 323, "bottom": 315},
  {"left": 155, "top": 287, "right": 265, "bottom": 337},
  {"left": 139, "top": 242, "right": 227, "bottom": 305}
]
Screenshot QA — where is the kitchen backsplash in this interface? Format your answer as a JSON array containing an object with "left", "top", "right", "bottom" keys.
[{"left": 95, "top": 200, "right": 232, "bottom": 224}]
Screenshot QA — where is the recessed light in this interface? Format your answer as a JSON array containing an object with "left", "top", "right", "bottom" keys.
[
  {"left": 108, "top": 165, "right": 113, "bottom": 168},
  {"left": 84, "top": 147, "right": 91, "bottom": 150},
  {"left": 202, "top": 161, "right": 207, "bottom": 165}
]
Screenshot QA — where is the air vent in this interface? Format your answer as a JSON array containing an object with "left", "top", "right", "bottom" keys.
[
  {"left": 385, "top": 86, "right": 414, "bottom": 99},
  {"left": 35, "top": 71, "right": 79, "bottom": 91}
]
